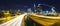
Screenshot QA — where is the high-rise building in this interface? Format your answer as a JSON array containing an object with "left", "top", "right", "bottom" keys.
[
  {"left": 27, "top": 8, "right": 32, "bottom": 13},
  {"left": 33, "top": 3, "right": 36, "bottom": 13},
  {"left": 35, "top": 4, "right": 42, "bottom": 14}
]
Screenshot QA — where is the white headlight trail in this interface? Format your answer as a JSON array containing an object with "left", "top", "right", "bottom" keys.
[{"left": 0, "top": 13, "right": 27, "bottom": 26}]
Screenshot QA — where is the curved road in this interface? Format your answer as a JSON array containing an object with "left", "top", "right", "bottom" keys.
[
  {"left": 0, "top": 13, "right": 27, "bottom": 26},
  {"left": 0, "top": 13, "right": 60, "bottom": 26}
]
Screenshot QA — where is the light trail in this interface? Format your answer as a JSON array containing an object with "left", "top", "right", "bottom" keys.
[
  {"left": 0, "top": 13, "right": 59, "bottom": 26},
  {"left": 29, "top": 13, "right": 60, "bottom": 19},
  {"left": 28, "top": 14, "right": 60, "bottom": 26},
  {"left": 0, "top": 13, "right": 27, "bottom": 26}
]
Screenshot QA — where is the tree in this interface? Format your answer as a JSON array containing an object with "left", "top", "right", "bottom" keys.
[{"left": 0, "top": 12, "right": 4, "bottom": 18}]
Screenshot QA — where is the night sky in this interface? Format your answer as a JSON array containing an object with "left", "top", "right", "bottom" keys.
[{"left": 0, "top": 0, "right": 60, "bottom": 12}]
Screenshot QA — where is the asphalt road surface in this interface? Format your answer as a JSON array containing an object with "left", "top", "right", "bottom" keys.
[{"left": 0, "top": 13, "right": 27, "bottom": 26}]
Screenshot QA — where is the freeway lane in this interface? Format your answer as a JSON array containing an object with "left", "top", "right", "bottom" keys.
[
  {"left": 0, "top": 13, "right": 27, "bottom": 26},
  {"left": 28, "top": 13, "right": 60, "bottom": 26},
  {"left": 0, "top": 13, "right": 60, "bottom": 26}
]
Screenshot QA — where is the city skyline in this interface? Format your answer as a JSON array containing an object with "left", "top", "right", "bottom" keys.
[{"left": 0, "top": 0, "right": 60, "bottom": 12}]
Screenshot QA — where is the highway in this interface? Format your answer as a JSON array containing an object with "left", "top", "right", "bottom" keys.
[
  {"left": 0, "top": 13, "right": 60, "bottom": 26},
  {"left": 28, "top": 13, "right": 60, "bottom": 26},
  {"left": 0, "top": 13, "right": 27, "bottom": 26}
]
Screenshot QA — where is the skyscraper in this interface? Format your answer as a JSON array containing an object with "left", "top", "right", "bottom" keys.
[{"left": 35, "top": 4, "right": 42, "bottom": 14}]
